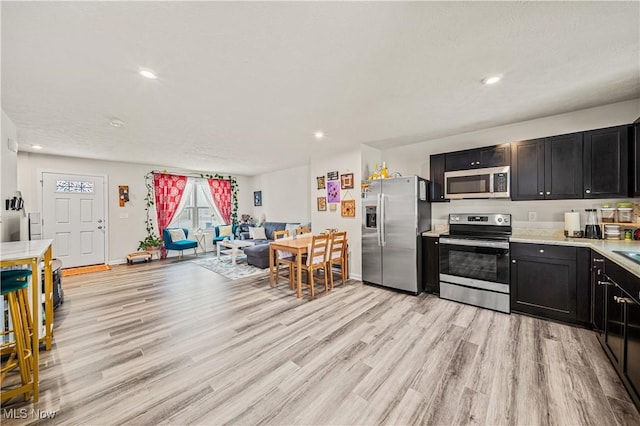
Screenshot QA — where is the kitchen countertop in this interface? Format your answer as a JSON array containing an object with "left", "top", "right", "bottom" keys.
[{"left": 509, "top": 235, "right": 640, "bottom": 277}]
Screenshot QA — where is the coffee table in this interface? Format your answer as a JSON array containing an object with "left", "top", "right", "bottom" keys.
[{"left": 216, "top": 239, "right": 255, "bottom": 265}]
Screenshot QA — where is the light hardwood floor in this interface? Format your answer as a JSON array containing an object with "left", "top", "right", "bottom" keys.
[{"left": 2, "top": 255, "right": 639, "bottom": 425}]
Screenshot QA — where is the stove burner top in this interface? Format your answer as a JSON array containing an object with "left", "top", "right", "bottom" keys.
[
  {"left": 440, "top": 233, "right": 510, "bottom": 242},
  {"left": 446, "top": 213, "right": 512, "bottom": 241}
]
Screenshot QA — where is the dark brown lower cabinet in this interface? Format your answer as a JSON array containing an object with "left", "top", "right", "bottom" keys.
[
  {"left": 510, "top": 243, "right": 590, "bottom": 325},
  {"left": 594, "top": 256, "right": 640, "bottom": 410},
  {"left": 422, "top": 236, "right": 439, "bottom": 293}
]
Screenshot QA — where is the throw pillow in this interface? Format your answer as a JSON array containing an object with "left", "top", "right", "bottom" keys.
[
  {"left": 218, "top": 225, "right": 233, "bottom": 237},
  {"left": 168, "top": 228, "right": 186, "bottom": 242},
  {"left": 249, "top": 227, "right": 267, "bottom": 240},
  {"left": 285, "top": 223, "right": 300, "bottom": 236}
]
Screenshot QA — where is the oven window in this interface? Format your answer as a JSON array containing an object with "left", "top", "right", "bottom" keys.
[
  {"left": 440, "top": 244, "right": 510, "bottom": 284},
  {"left": 448, "top": 251, "right": 497, "bottom": 282},
  {"left": 447, "top": 175, "right": 490, "bottom": 194}
]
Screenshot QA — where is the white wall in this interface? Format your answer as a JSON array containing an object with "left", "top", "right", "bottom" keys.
[
  {"left": 1, "top": 110, "right": 21, "bottom": 242},
  {"left": 381, "top": 99, "right": 640, "bottom": 229},
  {"left": 249, "top": 165, "right": 310, "bottom": 224},
  {"left": 17, "top": 152, "right": 252, "bottom": 263},
  {"left": 361, "top": 144, "right": 381, "bottom": 182},
  {"left": 310, "top": 149, "right": 362, "bottom": 279}
]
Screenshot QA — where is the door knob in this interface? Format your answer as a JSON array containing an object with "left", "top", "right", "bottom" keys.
[
  {"left": 98, "top": 219, "right": 103, "bottom": 223},
  {"left": 98, "top": 226, "right": 103, "bottom": 230}
]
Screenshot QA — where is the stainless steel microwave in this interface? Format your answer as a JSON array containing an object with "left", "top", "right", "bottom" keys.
[{"left": 444, "top": 166, "right": 510, "bottom": 199}]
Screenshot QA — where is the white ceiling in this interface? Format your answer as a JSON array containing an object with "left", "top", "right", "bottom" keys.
[{"left": 2, "top": 1, "right": 639, "bottom": 176}]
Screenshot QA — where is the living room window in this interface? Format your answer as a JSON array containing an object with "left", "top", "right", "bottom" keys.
[{"left": 169, "top": 181, "right": 223, "bottom": 230}]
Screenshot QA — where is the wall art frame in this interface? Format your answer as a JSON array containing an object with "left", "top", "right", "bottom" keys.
[
  {"left": 317, "top": 196, "right": 327, "bottom": 211},
  {"left": 341, "top": 199, "right": 355, "bottom": 217},
  {"left": 327, "top": 180, "right": 340, "bottom": 203},
  {"left": 254, "top": 190, "right": 262, "bottom": 206},
  {"left": 341, "top": 173, "right": 354, "bottom": 189}
]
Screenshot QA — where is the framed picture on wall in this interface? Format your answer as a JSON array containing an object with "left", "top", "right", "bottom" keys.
[
  {"left": 329, "top": 203, "right": 337, "bottom": 212},
  {"left": 341, "top": 173, "right": 354, "bottom": 189},
  {"left": 341, "top": 200, "right": 355, "bottom": 217},
  {"left": 327, "top": 181, "right": 340, "bottom": 203},
  {"left": 317, "top": 197, "right": 327, "bottom": 211},
  {"left": 316, "top": 176, "right": 326, "bottom": 189},
  {"left": 327, "top": 171, "right": 339, "bottom": 181},
  {"left": 254, "top": 190, "right": 262, "bottom": 206}
]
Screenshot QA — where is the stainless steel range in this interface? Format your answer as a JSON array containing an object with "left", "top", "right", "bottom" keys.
[{"left": 439, "top": 213, "right": 511, "bottom": 313}]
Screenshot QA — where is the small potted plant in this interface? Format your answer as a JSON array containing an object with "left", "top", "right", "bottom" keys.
[{"left": 138, "top": 235, "right": 162, "bottom": 251}]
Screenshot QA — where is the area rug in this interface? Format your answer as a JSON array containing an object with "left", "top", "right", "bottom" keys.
[
  {"left": 192, "top": 256, "right": 268, "bottom": 280},
  {"left": 61, "top": 264, "right": 111, "bottom": 277}
]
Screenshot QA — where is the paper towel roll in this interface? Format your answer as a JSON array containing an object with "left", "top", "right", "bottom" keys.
[{"left": 564, "top": 212, "right": 581, "bottom": 237}]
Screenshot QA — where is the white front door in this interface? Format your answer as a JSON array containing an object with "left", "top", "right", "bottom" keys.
[{"left": 42, "top": 172, "right": 106, "bottom": 268}]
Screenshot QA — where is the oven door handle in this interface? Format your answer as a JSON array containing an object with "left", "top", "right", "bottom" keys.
[{"left": 439, "top": 237, "right": 509, "bottom": 249}]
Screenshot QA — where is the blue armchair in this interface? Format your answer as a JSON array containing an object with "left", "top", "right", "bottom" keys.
[
  {"left": 212, "top": 224, "right": 238, "bottom": 245},
  {"left": 163, "top": 228, "right": 198, "bottom": 260}
]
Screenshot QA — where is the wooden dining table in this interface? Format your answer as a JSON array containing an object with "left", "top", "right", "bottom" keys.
[{"left": 269, "top": 235, "right": 313, "bottom": 298}]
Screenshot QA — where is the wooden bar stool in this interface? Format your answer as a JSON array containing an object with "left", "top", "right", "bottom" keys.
[{"left": 1, "top": 269, "right": 35, "bottom": 402}]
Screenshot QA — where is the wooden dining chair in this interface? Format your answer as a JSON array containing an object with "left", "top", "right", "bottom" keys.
[
  {"left": 296, "top": 227, "right": 311, "bottom": 235},
  {"left": 273, "top": 230, "right": 295, "bottom": 289},
  {"left": 327, "top": 231, "right": 347, "bottom": 289},
  {"left": 295, "top": 234, "right": 330, "bottom": 298}
]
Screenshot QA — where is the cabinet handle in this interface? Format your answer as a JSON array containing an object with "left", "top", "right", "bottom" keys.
[
  {"left": 512, "top": 260, "right": 516, "bottom": 263},
  {"left": 546, "top": 191, "right": 551, "bottom": 195},
  {"left": 470, "top": 162, "right": 475, "bottom": 166},
  {"left": 539, "top": 192, "right": 544, "bottom": 196},
  {"left": 615, "top": 296, "right": 635, "bottom": 305},
  {"left": 593, "top": 258, "right": 604, "bottom": 263},
  {"left": 539, "top": 249, "right": 544, "bottom": 253},
  {"left": 434, "top": 242, "right": 438, "bottom": 245},
  {"left": 598, "top": 280, "right": 613, "bottom": 286},
  {"left": 585, "top": 189, "right": 591, "bottom": 194}
]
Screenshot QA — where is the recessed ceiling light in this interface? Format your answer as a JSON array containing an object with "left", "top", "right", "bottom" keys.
[
  {"left": 139, "top": 68, "right": 158, "bottom": 79},
  {"left": 314, "top": 131, "right": 324, "bottom": 139},
  {"left": 109, "top": 118, "right": 125, "bottom": 127},
  {"left": 31, "top": 145, "right": 43, "bottom": 150},
  {"left": 482, "top": 75, "right": 502, "bottom": 85}
]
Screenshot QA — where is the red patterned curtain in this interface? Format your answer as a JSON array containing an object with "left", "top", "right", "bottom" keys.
[
  {"left": 207, "top": 178, "right": 232, "bottom": 224},
  {"left": 153, "top": 172, "right": 188, "bottom": 237}
]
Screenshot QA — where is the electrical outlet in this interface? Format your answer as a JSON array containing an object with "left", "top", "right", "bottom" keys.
[{"left": 528, "top": 211, "right": 537, "bottom": 221}]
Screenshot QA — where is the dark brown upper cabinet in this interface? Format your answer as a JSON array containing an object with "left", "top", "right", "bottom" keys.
[
  {"left": 583, "top": 125, "right": 629, "bottom": 198},
  {"left": 634, "top": 123, "right": 640, "bottom": 197},
  {"left": 429, "top": 153, "right": 447, "bottom": 202},
  {"left": 511, "top": 132, "right": 583, "bottom": 200},
  {"left": 444, "top": 144, "right": 510, "bottom": 171}
]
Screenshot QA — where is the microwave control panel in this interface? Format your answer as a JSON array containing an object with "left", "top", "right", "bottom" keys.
[{"left": 493, "top": 172, "right": 508, "bottom": 193}]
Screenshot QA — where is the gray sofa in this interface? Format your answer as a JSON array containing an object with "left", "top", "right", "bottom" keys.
[
  {"left": 242, "top": 222, "right": 286, "bottom": 268},
  {"left": 242, "top": 222, "right": 309, "bottom": 268}
]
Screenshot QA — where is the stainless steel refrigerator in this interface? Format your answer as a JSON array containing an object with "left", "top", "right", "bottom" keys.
[{"left": 362, "top": 176, "right": 431, "bottom": 294}]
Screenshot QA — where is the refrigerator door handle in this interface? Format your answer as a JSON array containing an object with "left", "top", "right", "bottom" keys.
[
  {"left": 376, "top": 193, "right": 382, "bottom": 247},
  {"left": 381, "top": 193, "right": 386, "bottom": 247}
]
